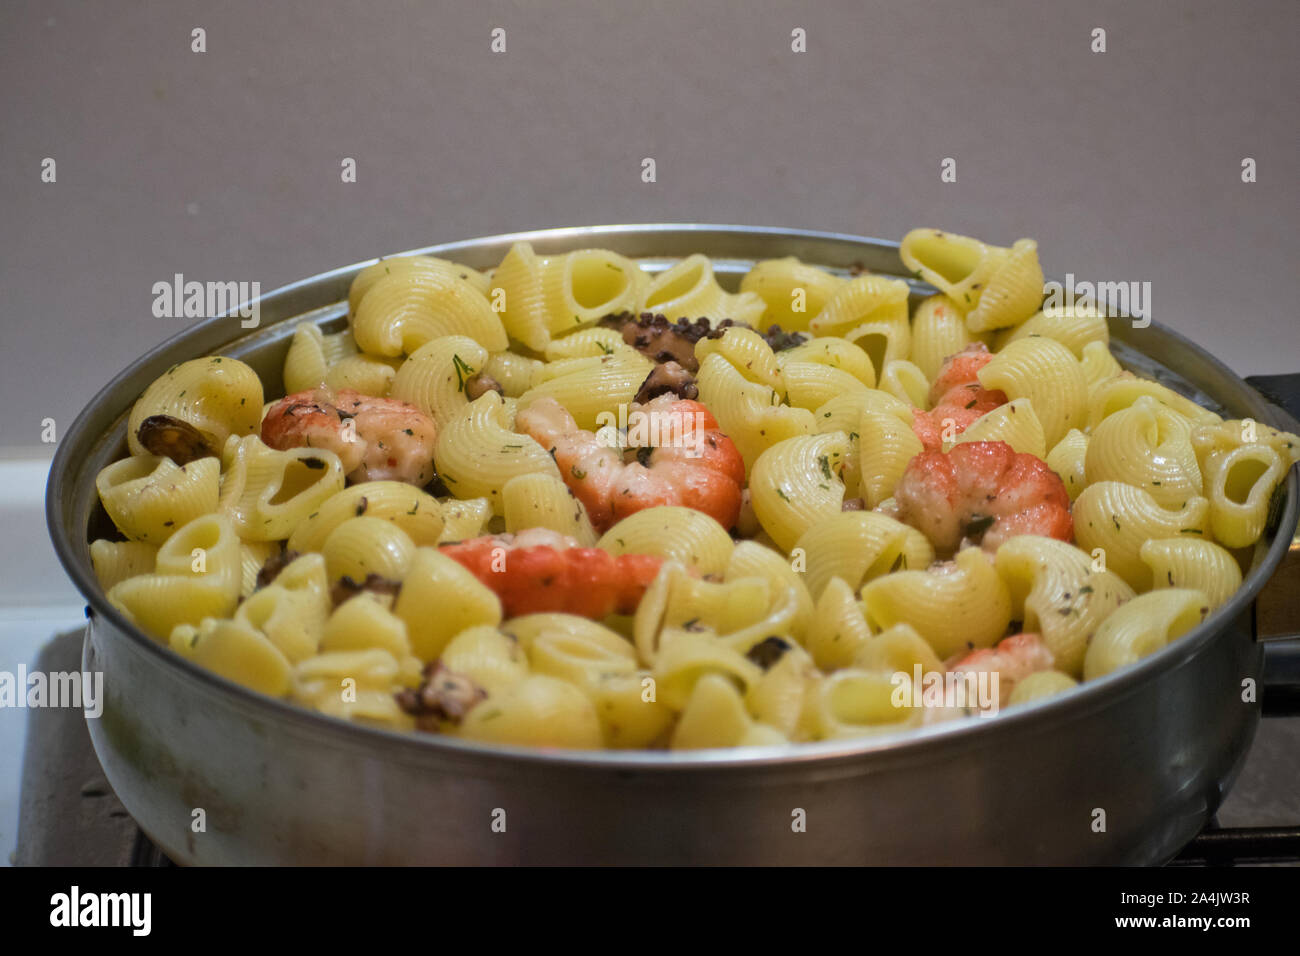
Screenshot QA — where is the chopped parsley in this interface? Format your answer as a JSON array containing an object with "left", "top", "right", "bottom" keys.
[{"left": 452, "top": 354, "right": 474, "bottom": 392}]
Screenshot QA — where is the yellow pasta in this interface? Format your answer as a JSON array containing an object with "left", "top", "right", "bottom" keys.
[
  {"left": 218, "top": 436, "right": 346, "bottom": 542},
  {"left": 859, "top": 408, "right": 926, "bottom": 506},
  {"left": 851, "top": 622, "right": 944, "bottom": 680},
  {"left": 639, "top": 253, "right": 765, "bottom": 325},
  {"left": 724, "top": 541, "right": 816, "bottom": 640},
  {"left": 322, "top": 594, "right": 412, "bottom": 659},
  {"left": 170, "top": 618, "right": 292, "bottom": 697},
  {"left": 650, "top": 629, "right": 764, "bottom": 711},
  {"left": 633, "top": 563, "right": 784, "bottom": 663},
  {"left": 1083, "top": 589, "right": 1209, "bottom": 680},
  {"left": 320, "top": 516, "right": 417, "bottom": 583},
  {"left": 291, "top": 647, "right": 416, "bottom": 730},
  {"left": 90, "top": 539, "right": 158, "bottom": 591},
  {"left": 781, "top": 360, "right": 873, "bottom": 411},
  {"left": 993, "top": 535, "right": 1134, "bottom": 676},
  {"left": 952, "top": 398, "right": 1046, "bottom": 459},
  {"left": 351, "top": 262, "right": 507, "bottom": 356},
  {"left": 395, "top": 548, "right": 502, "bottom": 661},
  {"left": 96, "top": 455, "right": 220, "bottom": 544},
  {"left": 804, "top": 577, "right": 874, "bottom": 670},
  {"left": 503, "top": 472, "right": 596, "bottom": 545},
  {"left": 1191, "top": 418, "right": 1300, "bottom": 468},
  {"left": 437, "top": 496, "right": 494, "bottom": 542},
  {"left": 1045, "top": 428, "right": 1089, "bottom": 501},
  {"left": 695, "top": 326, "right": 784, "bottom": 390},
  {"left": 543, "top": 326, "right": 627, "bottom": 361},
  {"left": 995, "top": 301, "right": 1108, "bottom": 358},
  {"left": 527, "top": 620, "right": 638, "bottom": 689},
  {"left": 127, "top": 356, "right": 263, "bottom": 458},
  {"left": 1072, "top": 482, "right": 1210, "bottom": 591},
  {"left": 793, "top": 510, "right": 934, "bottom": 599},
  {"left": 390, "top": 335, "right": 490, "bottom": 426},
  {"left": 740, "top": 256, "right": 845, "bottom": 331},
  {"left": 749, "top": 432, "right": 849, "bottom": 551},
  {"left": 349, "top": 255, "right": 491, "bottom": 313},
  {"left": 541, "top": 249, "right": 645, "bottom": 333},
  {"left": 877, "top": 359, "right": 930, "bottom": 409},
  {"left": 153, "top": 511, "right": 243, "bottom": 600},
  {"left": 488, "top": 241, "right": 551, "bottom": 350},
  {"left": 1086, "top": 373, "right": 1223, "bottom": 430},
  {"left": 1199, "top": 443, "right": 1287, "bottom": 547},
  {"left": 235, "top": 558, "right": 330, "bottom": 664},
  {"left": 670, "top": 673, "right": 758, "bottom": 749},
  {"left": 1006, "top": 670, "right": 1078, "bottom": 707},
  {"left": 434, "top": 392, "right": 560, "bottom": 513},
  {"left": 909, "top": 294, "right": 975, "bottom": 382},
  {"left": 459, "top": 675, "right": 602, "bottom": 749},
  {"left": 743, "top": 643, "right": 819, "bottom": 741},
  {"left": 812, "top": 668, "right": 925, "bottom": 739},
  {"left": 777, "top": 336, "right": 877, "bottom": 388},
  {"left": 440, "top": 626, "right": 530, "bottom": 697},
  {"left": 899, "top": 229, "right": 1043, "bottom": 332},
  {"left": 814, "top": 390, "right": 914, "bottom": 499},
  {"left": 1085, "top": 397, "right": 1202, "bottom": 508},
  {"left": 282, "top": 323, "right": 356, "bottom": 394},
  {"left": 286, "top": 481, "right": 445, "bottom": 553},
  {"left": 586, "top": 669, "right": 674, "bottom": 748},
  {"left": 977, "top": 337, "right": 1087, "bottom": 447},
  {"left": 1139, "top": 537, "right": 1242, "bottom": 610},
  {"left": 859, "top": 547, "right": 1011, "bottom": 658},
  {"left": 598, "top": 506, "right": 734, "bottom": 576},
  {"left": 517, "top": 347, "right": 654, "bottom": 431},
  {"left": 695, "top": 353, "right": 815, "bottom": 469}
]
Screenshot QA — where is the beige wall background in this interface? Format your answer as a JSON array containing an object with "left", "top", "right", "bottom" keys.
[{"left": 2, "top": 0, "right": 1296, "bottom": 444}]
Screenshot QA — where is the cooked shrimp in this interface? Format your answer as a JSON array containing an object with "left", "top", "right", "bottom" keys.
[
  {"left": 514, "top": 394, "right": 745, "bottom": 532},
  {"left": 438, "top": 529, "right": 663, "bottom": 619},
  {"left": 911, "top": 343, "right": 1008, "bottom": 451},
  {"left": 261, "top": 387, "right": 437, "bottom": 486},
  {"left": 893, "top": 440, "right": 1072, "bottom": 554},
  {"left": 948, "top": 633, "right": 1055, "bottom": 707}
]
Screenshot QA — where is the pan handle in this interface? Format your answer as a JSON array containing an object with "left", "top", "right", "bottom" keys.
[{"left": 1245, "top": 375, "right": 1300, "bottom": 715}]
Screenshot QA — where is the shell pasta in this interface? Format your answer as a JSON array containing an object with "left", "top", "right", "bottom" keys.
[{"left": 87, "top": 231, "right": 1296, "bottom": 751}]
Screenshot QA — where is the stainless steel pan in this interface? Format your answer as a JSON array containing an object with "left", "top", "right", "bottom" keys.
[{"left": 46, "top": 225, "right": 1300, "bottom": 864}]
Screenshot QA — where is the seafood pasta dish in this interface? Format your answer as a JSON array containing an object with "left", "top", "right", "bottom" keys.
[{"left": 90, "top": 229, "right": 1299, "bottom": 750}]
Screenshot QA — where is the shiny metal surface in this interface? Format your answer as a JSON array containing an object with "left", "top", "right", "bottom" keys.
[{"left": 49, "top": 225, "right": 1299, "bottom": 864}]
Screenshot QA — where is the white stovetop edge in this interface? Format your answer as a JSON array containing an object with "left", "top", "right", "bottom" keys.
[{"left": 0, "top": 453, "right": 89, "bottom": 865}]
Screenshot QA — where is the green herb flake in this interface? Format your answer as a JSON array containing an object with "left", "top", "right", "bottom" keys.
[{"left": 452, "top": 354, "right": 474, "bottom": 393}]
